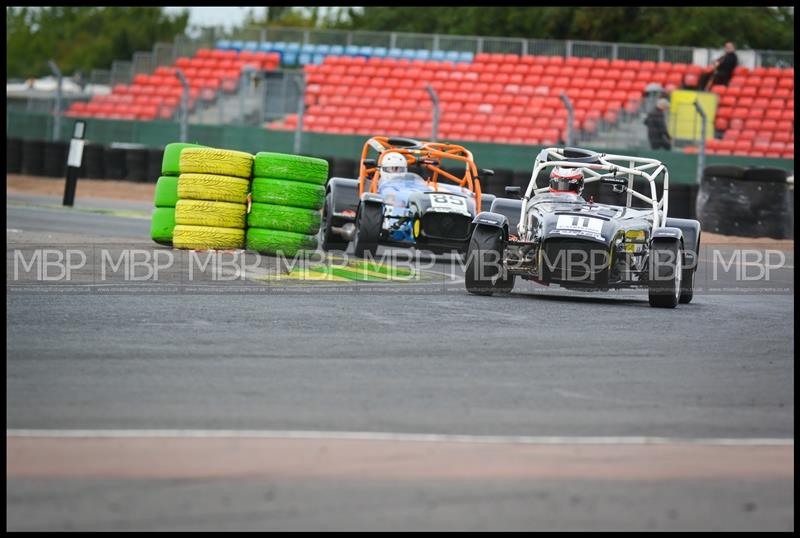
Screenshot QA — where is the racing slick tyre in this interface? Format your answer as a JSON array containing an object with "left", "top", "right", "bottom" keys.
[
  {"left": 178, "top": 173, "right": 250, "bottom": 204},
  {"left": 352, "top": 202, "right": 382, "bottom": 258},
  {"left": 679, "top": 230, "right": 700, "bottom": 304},
  {"left": 161, "top": 142, "right": 206, "bottom": 176},
  {"left": 175, "top": 200, "right": 247, "bottom": 229},
  {"left": 172, "top": 224, "right": 245, "bottom": 250},
  {"left": 320, "top": 191, "right": 349, "bottom": 251},
  {"left": 465, "top": 226, "right": 510, "bottom": 296},
  {"left": 248, "top": 202, "right": 321, "bottom": 235},
  {"left": 246, "top": 228, "right": 318, "bottom": 257},
  {"left": 250, "top": 178, "right": 325, "bottom": 210},
  {"left": 648, "top": 240, "right": 682, "bottom": 308},
  {"left": 154, "top": 176, "right": 179, "bottom": 208},
  {"left": 679, "top": 263, "right": 696, "bottom": 304},
  {"left": 179, "top": 148, "right": 254, "bottom": 179},
  {"left": 253, "top": 152, "right": 329, "bottom": 185},
  {"left": 150, "top": 207, "right": 176, "bottom": 245}
]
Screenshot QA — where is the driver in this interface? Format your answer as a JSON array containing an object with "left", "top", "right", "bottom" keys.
[
  {"left": 549, "top": 166, "right": 584, "bottom": 195},
  {"left": 379, "top": 151, "right": 408, "bottom": 181}
]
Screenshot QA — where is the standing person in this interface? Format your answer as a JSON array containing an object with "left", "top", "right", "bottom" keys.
[
  {"left": 698, "top": 42, "right": 739, "bottom": 90},
  {"left": 644, "top": 98, "right": 672, "bottom": 151}
]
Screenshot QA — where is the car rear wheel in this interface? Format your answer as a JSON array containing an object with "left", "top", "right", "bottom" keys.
[
  {"left": 465, "top": 226, "right": 512, "bottom": 296},
  {"left": 352, "top": 202, "right": 382, "bottom": 258},
  {"left": 648, "top": 240, "right": 682, "bottom": 308}
]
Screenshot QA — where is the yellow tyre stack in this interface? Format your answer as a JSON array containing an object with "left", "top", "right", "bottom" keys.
[
  {"left": 150, "top": 143, "right": 205, "bottom": 246},
  {"left": 172, "top": 148, "right": 254, "bottom": 250}
]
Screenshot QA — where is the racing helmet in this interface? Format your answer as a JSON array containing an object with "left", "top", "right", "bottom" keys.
[
  {"left": 549, "top": 166, "right": 584, "bottom": 195},
  {"left": 380, "top": 151, "right": 408, "bottom": 178}
]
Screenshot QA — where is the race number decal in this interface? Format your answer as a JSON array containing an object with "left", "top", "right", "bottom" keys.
[
  {"left": 556, "top": 215, "right": 604, "bottom": 234},
  {"left": 428, "top": 193, "right": 469, "bottom": 214}
]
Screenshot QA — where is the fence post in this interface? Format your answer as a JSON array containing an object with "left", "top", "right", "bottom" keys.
[
  {"left": 293, "top": 74, "right": 305, "bottom": 154},
  {"left": 565, "top": 40, "right": 573, "bottom": 58},
  {"left": 560, "top": 92, "right": 574, "bottom": 147},
  {"left": 175, "top": 69, "right": 190, "bottom": 142},
  {"left": 693, "top": 100, "right": 707, "bottom": 186},
  {"left": 425, "top": 83, "right": 440, "bottom": 142},
  {"left": 612, "top": 43, "right": 618, "bottom": 61},
  {"left": 47, "top": 60, "right": 62, "bottom": 141}
]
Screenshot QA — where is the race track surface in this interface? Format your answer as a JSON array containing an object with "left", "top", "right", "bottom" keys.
[{"left": 6, "top": 197, "right": 794, "bottom": 531}]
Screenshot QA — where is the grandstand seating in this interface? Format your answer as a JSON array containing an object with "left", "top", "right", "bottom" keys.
[
  {"left": 268, "top": 53, "right": 705, "bottom": 146},
  {"left": 65, "top": 48, "right": 280, "bottom": 121},
  {"left": 703, "top": 66, "right": 794, "bottom": 159},
  {"left": 215, "top": 40, "right": 475, "bottom": 67}
]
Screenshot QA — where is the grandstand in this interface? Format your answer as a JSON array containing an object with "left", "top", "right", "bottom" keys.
[{"left": 64, "top": 34, "right": 793, "bottom": 160}]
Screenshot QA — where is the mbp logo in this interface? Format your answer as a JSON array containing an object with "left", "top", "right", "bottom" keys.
[{"left": 13, "top": 249, "right": 87, "bottom": 281}]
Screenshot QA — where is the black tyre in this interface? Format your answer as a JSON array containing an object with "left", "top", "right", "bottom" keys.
[
  {"left": 21, "top": 140, "right": 45, "bottom": 176},
  {"left": 679, "top": 231, "right": 700, "bottom": 304},
  {"left": 702, "top": 165, "right": 746, "bottom": 181},
  {"left": 352, "top": 202, "right": 382, "bottom": 258},
  {"left": 648, "top": 240, "right": 682, "bottom": 308},
  {"left": 465, "top": 226, "right": 508, "bottom": 296},
  {"left": 7, "top": 138, "right": 22, "bottom": 174},
  {"left": 742, "top": 167, "right": 788, "bottom": 183},
  {"left": 320, "top": 191, "right": 349, "bottom": 251}
]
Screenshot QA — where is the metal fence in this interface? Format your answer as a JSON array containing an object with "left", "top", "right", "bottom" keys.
[{"left": 207, "top": 25, "right": 793, "bottom": 67}]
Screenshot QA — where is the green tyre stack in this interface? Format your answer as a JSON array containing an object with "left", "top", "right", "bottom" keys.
[
  {"left": 173, "top": 148, "right": 254, "bottom": 250},
  {"left": 150, "top": 143, "right": 205, "bottom": 245},
  {"left": 247, "top": 152, "right": 328, "bottom": 257}
]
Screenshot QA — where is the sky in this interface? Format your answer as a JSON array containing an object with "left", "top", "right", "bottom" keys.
[{"left": 164, "top": 7, "right": 262, "bottom": 32}]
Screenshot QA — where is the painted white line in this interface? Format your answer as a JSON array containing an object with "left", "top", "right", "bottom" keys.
[{"left": 5, "top": 430, "right": 793, "bottom": 446}]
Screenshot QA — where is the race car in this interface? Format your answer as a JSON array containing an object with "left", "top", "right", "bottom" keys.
[
  {"left": 465, "top": 147, "right": 701, "bottom": 308},
  {"left": 320, "top": 136, "right": 496, "bottom": 257}
]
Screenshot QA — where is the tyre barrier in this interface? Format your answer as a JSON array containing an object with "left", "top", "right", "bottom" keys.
[
  {"left": 105, "top": 147, "right": 127, "bottom": 179},
  {"left": 150, "top": 144, "right": 212, "bottom": 246},
  {"left": 125, "top": 148, "right": 149, "bottom": 183},
  {"left": 170, "top": 148, "right": 254, "bottom": 250},
  {"left": 697, "top": 166, "right": 792, "bottom": 239},
  {"left": 42, "top": 140, "right": 68, "bottom": 178},
  {"left": 147, "top": 148, "right": 164, "bottom": 182},
  {"left": 21, "top": 139, "right": 45, "bottom": 176},
  {"left": 83, "top": 143, "right": 106, "bottom": 179},
  {"left": 7, "top": 138, "right": 22, "bottom": 174},
  {"left": 245, "top": 152, "right": 327, "bottom": 256}
]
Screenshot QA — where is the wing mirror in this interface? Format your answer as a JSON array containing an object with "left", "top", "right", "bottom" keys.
[
  {"left": 362, "top": 158, "right": 377, "bottom": 169},
  {"left": 479, "top": 168, "right": 495, "bottom": 179},
  {"left": 505, "top": 186, "right": 522, "bottom": 198},
  {"left": 420, "top": 158, "right": 439, "bottom": 166}
]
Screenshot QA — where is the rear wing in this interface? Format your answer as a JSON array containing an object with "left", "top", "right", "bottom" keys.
[{"left": 518, "top": 147, "right": 670, "bottom": 236}]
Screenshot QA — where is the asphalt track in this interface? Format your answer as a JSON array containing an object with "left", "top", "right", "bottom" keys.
[{"left": 6, "top": 197, "right": 795, "bottom": 531}]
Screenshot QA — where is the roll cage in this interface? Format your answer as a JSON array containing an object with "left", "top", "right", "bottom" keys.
[
  {"left": 518, "top": 147, "right": 670, "bottom": 237},
  {"left": 357, "top": 136, "right": 485, "bottom": 212}
]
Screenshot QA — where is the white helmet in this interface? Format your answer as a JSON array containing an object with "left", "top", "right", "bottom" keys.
[{"left": 380, "top": 152, "right": 407, "bottom": 177}]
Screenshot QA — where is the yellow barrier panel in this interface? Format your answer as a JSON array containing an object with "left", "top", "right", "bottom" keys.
[{"left": 668, "top": 90, "right": 718, "bottom": 141}]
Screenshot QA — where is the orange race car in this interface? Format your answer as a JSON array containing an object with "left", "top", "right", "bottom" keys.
[{"left": 320, "top": 136, "right": 497, "bottom": 257}]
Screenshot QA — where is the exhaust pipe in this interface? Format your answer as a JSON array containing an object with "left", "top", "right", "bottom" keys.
[{"left": 332, "top": 222, "right": 357, "bottom": 241}]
